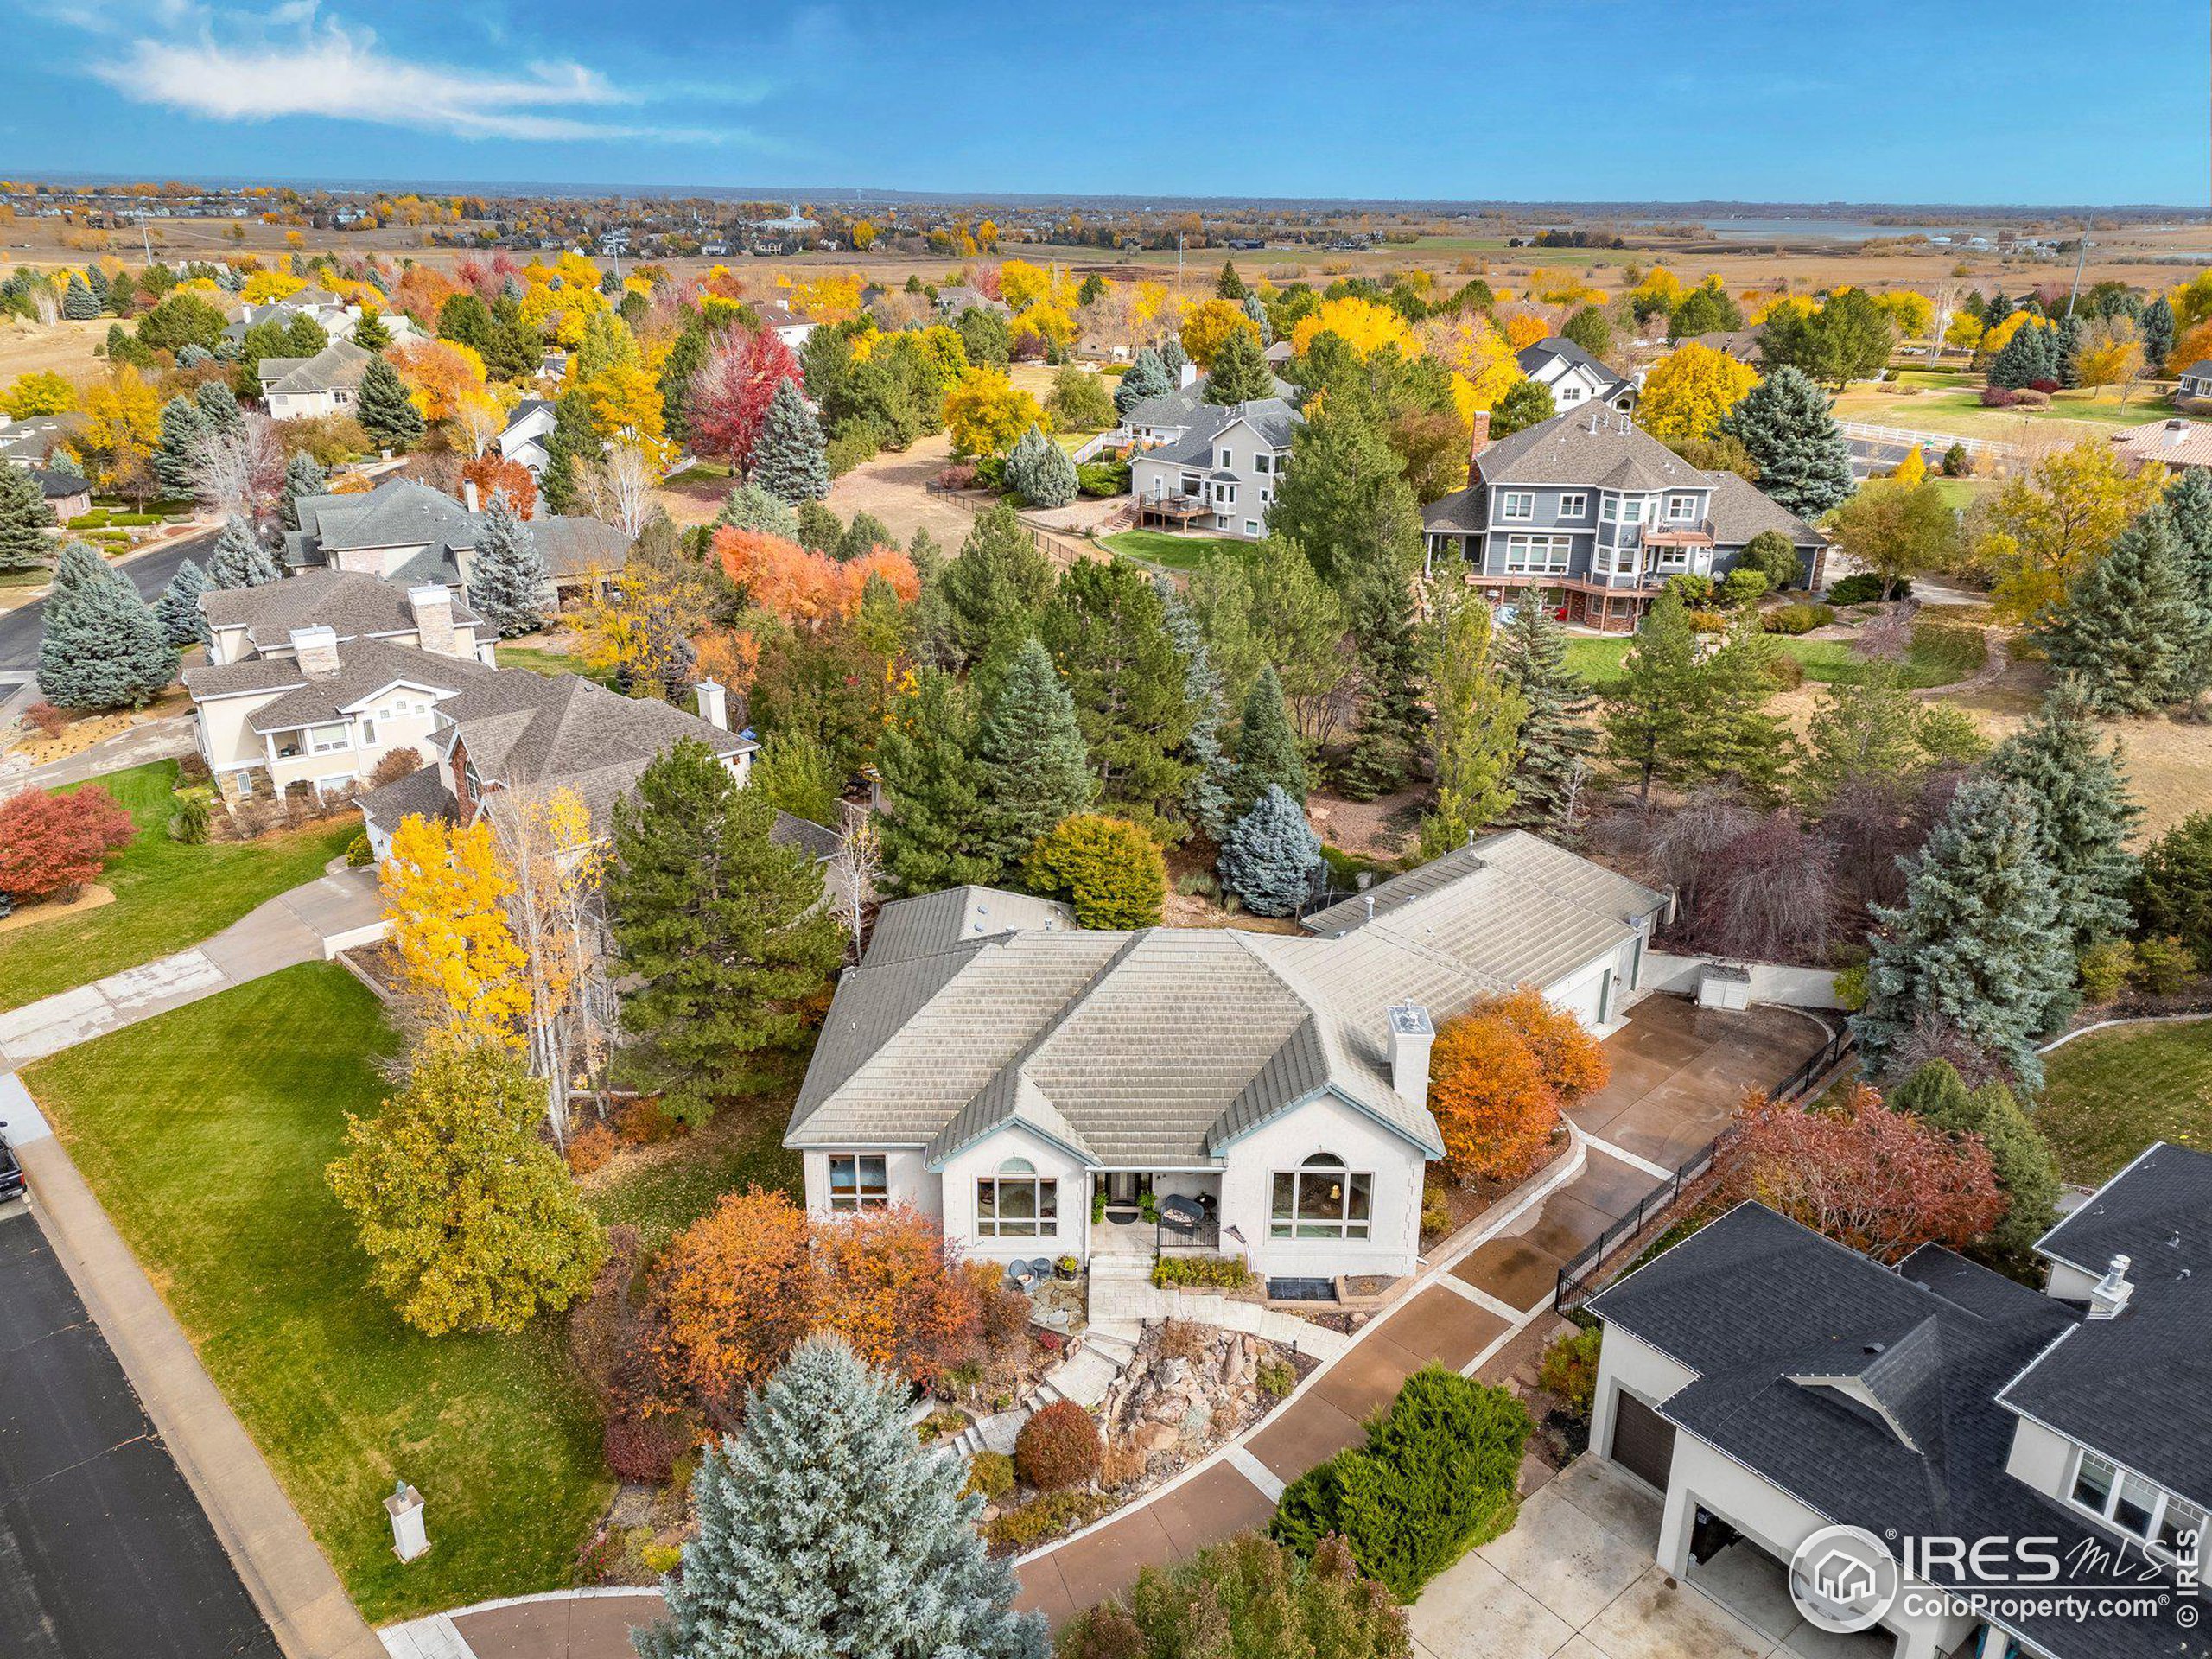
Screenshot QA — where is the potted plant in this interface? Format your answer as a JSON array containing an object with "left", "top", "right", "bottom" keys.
[
  {"left": 1138, "top": 1192, "right": 1159, "bottom": 1224},
  {"left": 1091, "top": 1189, "right": 1107, "bottom": 1224},
  {"left": 1055, "top": 1255, "right": 1080, "bottom": 1281}
]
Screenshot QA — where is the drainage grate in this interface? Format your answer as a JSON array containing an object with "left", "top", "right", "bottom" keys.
[{"left": 1267, "top": 1276, "right": 1337, "bottom": 1302}]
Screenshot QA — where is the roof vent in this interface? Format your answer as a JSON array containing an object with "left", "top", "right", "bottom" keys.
[
  {"left": 1863, "top": 1342, "right": 1885, "bottom": 1355},
  {"left": 2088, "top": 1254, "right": 2134, "bottom": 1320}
]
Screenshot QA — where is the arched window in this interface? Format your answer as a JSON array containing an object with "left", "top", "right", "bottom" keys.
[
  {"left": 977, "top": 1157, "right": 1058, "bottom": 1238},
  {"left": 1272, "top": 1152, "right": 1371, "bottom": 1241}
]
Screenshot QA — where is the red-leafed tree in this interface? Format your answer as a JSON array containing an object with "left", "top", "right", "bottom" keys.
[
  {"left": 461, "top": 453, "right": 538, "bottom": 521},
  {"left": 1713, "top": 1084, "right": 2005, "bottom": 1261},
  {"left": 687, "top": 328, "right": 802, "bottom": 476},
  {"left": 0, "top": 786, "right": 135, "bottom": 902}
]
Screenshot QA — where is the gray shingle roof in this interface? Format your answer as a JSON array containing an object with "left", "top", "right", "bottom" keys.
[
  {"left": 1139, "top": 397, "right": 1303, "bottom": 467},
  {"left": 1474, "top": 408, "right": 1713, "bottom": 490},
  {"left": 525, "top": 515, "right": 630, "bottom": 581},
  {"left": 356, "top": 760, "right": 456, "bottom": 834},
  {"left": 1119, "top": 374, "right": 1298, "bottom": 434},
  {"left": 1703, "top": 468, "right": 1825, "bottom": 549},
  {"left": 258, "top": 338, "right": 374, "bottom": 395},
  {"left": 1422, "top": 486, "right": 1484, "bottom": 536},
  {"left": 1516, "top": 336, "right": 1630, "bottom": 395},
  {"left": 867, "top": 887, "right": 1076, "bottom": 965},
  {"left": 198, "top": 568, "right": 480, "bottom": 650},
  {"left": 240, "top": 639, "right": 492, "bottom": 734},
  {"left": 296, "top": 479, "right": 481, "bottom": 555}
]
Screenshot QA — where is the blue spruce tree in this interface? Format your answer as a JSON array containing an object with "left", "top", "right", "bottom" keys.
[
  {"left": 39, "top": 543, "right": 176, "bottom": 710},
  {"left": 1217, "top": 784, "right": 1323, "bottom": 918},
  {"left": 467, "top": 491, "right": 550, "bottom": 637},
  {"left": 207, "top": 515, "right": 282, "bottom": 589},
  {"left": 155, "top": 558, "right": 213, "bottom": 648},
  {"left": 750, "top": 378, "right": 831, "bottom": 505}
]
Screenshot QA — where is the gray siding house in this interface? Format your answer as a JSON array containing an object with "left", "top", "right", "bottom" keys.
[{"left": 1421, "top": 409, "right": 1827, "bottom": 632}]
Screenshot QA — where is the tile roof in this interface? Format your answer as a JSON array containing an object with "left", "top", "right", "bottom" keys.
[
  {"left": 866, "top": 887, "right": 1077, "bottom": 965},
  {"left": 526, "top": 515, "right": 631, "bottom": 581},
  {"left": 198, "top": 568, "right": 480, "bottom": 651}
]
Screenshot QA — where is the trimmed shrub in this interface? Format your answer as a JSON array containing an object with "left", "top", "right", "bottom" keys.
[
  {"left": 344, "top": 832, "right": 374, "bottom": 867},
  {"left": 963, "top": 1449, "right": 1015, "bottom": 1503},
  {"left": 1980, "top": 385, "right": 2018, "bottom": 408},
  {"left": 1763, "top": 601, "right": 1833, "bottom": 635},
  {"left": 2132, "top": 935, "right": 2197, "bottom": 995},
  {"left": 1256, "top": 1358, "right": 1297, "bottom": 1399},
  {"left": 2076, "top": 939, "right": 2134, "bottom": 1004},
  {"left": 1150, "top": 1254, "right": 1252, "bottom": 1290},
  {"left": 1025, "top": 814, "right": 1166, "bottom": 928},
  {"left": 1827, "top": 573, "right": 1908, "bottom": 605},
  {"left": 565, "top": 1122, "right": 616, "bottom": 1175},
  {"left": 1014, "top": 1399, "right": 1101, "bottom": 1491}
]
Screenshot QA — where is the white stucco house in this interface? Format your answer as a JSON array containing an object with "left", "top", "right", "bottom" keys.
[
  {"left": 1516, "top": 336, "right": 1637, "bottom": 414},
  {"left": 786, "top": 834, "right": 1669, "bottom": 1284},
  {"left": 498, "top": 398, "right": 557, "bottom": 475},
  {"left": 1586, "top": 1143, "right": 2211, "bottom": 1659},
  {"left": 257, "top": 338, "right": 376, "bottom": 421}
]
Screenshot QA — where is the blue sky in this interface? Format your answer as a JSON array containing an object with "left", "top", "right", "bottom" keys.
[{"left": 6, "top": 0, "right": 2206, "bottom": 204}]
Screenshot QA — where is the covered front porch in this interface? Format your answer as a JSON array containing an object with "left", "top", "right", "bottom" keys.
[{"left": 1090, "top": 1170, "right": 1224, "bottom": 1257}]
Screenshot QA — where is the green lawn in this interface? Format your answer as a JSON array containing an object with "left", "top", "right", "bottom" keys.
[
  {"left": 2037, "top": 1020, "right": 2212, "bottom": 1185},
  {"left": 1560, "top": 629, "right": 1982, "bottom": 693},
  {"left": 1834, "top": 383, "right": 2176, "bottom": 443},
  {"left": 0, "top": 761, "right": 355, "bottom": 1013},
  {"left": 588, "top": 1086, "right": 803, "bottom": 1253},
  {"left": 23, "top": 965, "right": 612, "bottom": 1624},
  {"left": 1102, "top": 528, "right": 1236, "bottom": 573},
  {"left": 495, "top": 642, "right": 612, "bottom": 688}
]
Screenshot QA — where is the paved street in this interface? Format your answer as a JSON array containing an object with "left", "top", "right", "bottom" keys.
[
  {"left": 0, "top": 1190, "right": 281, "bottom": 1659},
  {"left": 0, "top": 527, "right": 213, "bottom": 677}
]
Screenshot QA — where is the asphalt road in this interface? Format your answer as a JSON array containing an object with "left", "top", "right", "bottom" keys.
[
  {"left": 0, "top": 529, "right": 213, "bottom": 676},
  {"left": 0, "top": 1198, "right": 278, "bottom": 1659}
]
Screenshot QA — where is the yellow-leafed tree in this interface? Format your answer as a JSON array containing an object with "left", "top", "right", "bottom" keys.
[
  {"left": 381, "top": 813, "right": 530, "bottom": 1052},
  {"left": 944, "top": 367, "right": 1046, "bottom": 457},
  {"left": 1179, "top": 297, "right": 1262, "bottom": 369},
  {"left": 1289, "top": 296, "right": 1416, "bottom": 360},
  {"left": 1637, "top": 342, "right": 1760, "bottom": 442}
]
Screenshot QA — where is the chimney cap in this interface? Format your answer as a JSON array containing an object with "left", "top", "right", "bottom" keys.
[
  {"left": 407, "top": 582, "right": 451, "bottom": 605},
  {"left": 1387, "top": 1003, "right": 1434, "bottom": 1038}
]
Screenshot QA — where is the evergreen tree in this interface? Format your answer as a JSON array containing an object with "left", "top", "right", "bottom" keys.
[
  {"left": 1160, "top": 340, "right": 1190, "bottom": 379},
  {"left": 1115, "top": 346, "right": 1174, "bottom": 416},
  {"left": 1204, "top": 325, "right": 1274, "bottom": 405},
  {"left": 2164, "top": 467, "right": 2212, "bottom": 616},
  {"left": 2140, "top": 295, "right": 2177, "bottom": 372},
  {"left": 795, "top": 499, "right": 842, "bottom": 555},
  {"left": 62, "top": 275, "right": 99, "bottom": 320},
  {"left": 1216, "top": 259, "right": 1249, "bottom": 301},
  {"left": 1268, "top": 401, "right": 1424, "bottom": 588},
  {"left": 2054, "top": 315, "right": 2083, "bottom": 390},
  {"left": 1987, "top": 690, "right": 2139, "bottom": 951},
  {"left": 1225, "top": 662, "right": 1308, "bottom": 823},
  {"left": 152, "top": 393, "right": 212, "bottom": 498},
  {"left": 1855, "top": 776, "right": 2077, "bottom": 1088},
  {"left": 715, "top": 480, "right": 802, "bottom": 539},
  {"left": 154, "top": 557, "right": 212, "bottom": 648},
  {"left": 280, "top": 451, "right": 328, "bottom": 531},
  {"left": 1155, "top": 576, "right": 1234, "bottom": 838},
  {"left": 1990, "top": 322, "right": 2057, "bottom": 391},
  {"left": 355, "top": 355, "right": 424, "bottom": 449},
  {"left": 1892, "top": 1060, "right": 2060, "bottom": 1264},
  {"left": 1604, "top": 588, "right": 1789, "bottom": 805},
  {"left": 2036, "top": 503, "right": 2210, "bottom": 713},
  {"left": 1497, "top": 597, "right": 1598, "bottom": 834},
  {"left": 658, "top": 323, "right": 709, "bottom": 444},
  {"left": 1217, "top": 785, "right": 1323, "bottom": 917},
  {"left": 0, "top": 460, "right": 55, "bottom": 570},
  {"left": 929, "top": 503, "right": 1053, "bottom": 670},
  {"left": 1243, "top": 293, "right": 1273, "bottom": 346},
  {"left": 637, "top": 1337, "right": 1044, "bottom": 1659},
  {"left": 1983, "top": 290, "right": 2014, "bottom": 330},
  {"left": 605, "top": 740, "right": 846, "bottom": 1128},
  {"left": 351, "top": 309, "right": 393, "bottom": 351},
  {"left": 1489, "top": 378, "right": 1556, "bottom": 439},
  {"left": 974, "top": 637, "right": 1094, "bottom": 871},
  {"left": 875, "top": 669, "right": 997, "bottom": 893},
  {"left": 84, "top": 265, "right": 111, "bottom": 309},
  {"left": 834, "top": 511, "right": 895, "bottom": 564},
  {"left": 39, "top": 543, "right": 176, "bottom": 709},
  {"left": 750, "top": 378, "right": 830, "bottom": 504},
  {"left": 195, "top": 378, "right": 243, "bottom": 436},
  {"left": 537, "top": 393, "right": 596, "bottom": 515},
  {"left": 1002, "top": 423, "right": 1077, "bottom": 509},
  {"left": 206, "top": 514, "right": 282, "bottom": 588},
  {"left": 1039, "top": 558, "right": 1197, "bottom": 827},
  {"left": 468, "top": 491, "right": 550, "bottom": 637},
  {"left": 1715, "top": 365, "right": 1854, "bottom": 519},
  {"left": 1337, "top": 560, "right": 1426, "bottom": 799},
  {"left": 1419, "top": 582, "right": 1528, "bottom": 857}
]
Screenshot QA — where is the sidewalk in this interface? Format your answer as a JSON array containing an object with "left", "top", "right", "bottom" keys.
[
  {"left": 3, "top": 1074, "right": 385, "bottom": 1659},
  {"left": 0, "top": 866, "right": 384, "bottom": 1068}
]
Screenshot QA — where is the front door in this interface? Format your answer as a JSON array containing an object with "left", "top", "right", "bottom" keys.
[{"left": 1105, "top": 1173, "right": 1151, "bottom": 1212}]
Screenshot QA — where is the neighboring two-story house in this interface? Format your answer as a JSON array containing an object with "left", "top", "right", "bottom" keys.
[
  {"left": 1421, "top": 408, "right": 1827, "bottom": 631},
  {"left": 1517, "top": 336, "right": 1637, "bottom": 414},
  {"left": 257, "top": 338, "right": 376, "bottom": 421},
  {"left": 2173, "top": 360, "right": 2212, "bottom": 405},
  {"left": 498, "top": 399, "right": 557, "bottom": 475},
  {"left": 1586, "top": 1142, "right": 2211, "bottom": 1659},
  {"left": 181, "top": 570, "right": 497, "bottom": 801},
  {"left": 1126, "top": 397, "right": 1304, "bottom": 540},
  {"left": 785, "top": 832, "right": 1668, "bottom": 1282}
]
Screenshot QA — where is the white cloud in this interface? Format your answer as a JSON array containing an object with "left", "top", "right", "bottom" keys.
[{"left": 79, "top": 8, "right": 737, "bottom": 143}]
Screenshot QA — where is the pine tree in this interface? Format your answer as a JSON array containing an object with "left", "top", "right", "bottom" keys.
[
  {"left": 1604, "top": 587, "right": 1705, "bottom": 805},
  {"left": 975, "top": 636, "right": 1094, "bottom": 871},
  {"left": 658, "top": 323, "right": 709, "bottom": 444},
  {"left": 2164, "top": 467, "right": 2212, "bottom": 616},
  {"left": 605, "top": 740, "right": 846, "bottom": 1127},
  {"left": 1892, "top": 1060, "right": 2060, "bottom": 1264},
  {"left": 468, "top": 490, "right": 550, "bottom": 637},
  {"left": 1990, "top": 323, "right": 2056, "bottom": 391},
  {"left": 1156, "top": 576, "right": 1234, "bottom": 839},
  {"left": 1230, "top": 664, "right": 1307, "bottom": 818},
  {"left": 2141, "top": 295, "right": 2177, "bottom": 372},
  {"left": 62, "top": 275, "right": 99, "bottom": 320},
  {"left": 0, "top": 460, "right": 56, "bottom": 571},
  {"left": 351, "top": 310, "right": 393, "bottom": 351},
  {"left": 356, "top": 355, "right": 424, "bottom": 450},
  {"left": 537, "top": 393, "right": 596, "bottom": 515},
  {"left": 750, "top": 378, "right": 830, "bottom": 504},
  {"left": 1855, "top": 776, "right": 2077, "bottom": 1088},
  {"left": 152, "top": 393, "right": 212, "bottom": 498},
  {"left": 1497, "top": 597, "right": 1598, "bottom": 834},
  {"left": 1217, "top": 785, "right": 1323, "bottom": 917},
  {"left": 2037, "top": 503, "right": 2211, "bottom": 713},
  {"left": 2054, "top": 315, "right": 2083, "bottom": 390},
  {"left": 195, "top": 378, "right": 243, "bottom": 436},
  {"left": 1216, "top": 259, "right": 1248, "bottom": 301},
  {"left": 154, "top": 557, "right": 212, "bottom": 647},
  {"left": 637, "top": 1337, "right": 1045, "bottom": 1659},
  {"left": 280, "top": 451, "right": 328, "bottom": 531},
  {"left": 1205, "top": 325, "right": 1274, "bottom": 405},
  {"left": 1419, "top": 583, "right": 1528, "bottom": 858},
  {"left": 1115, "top": 346, "right": 1174, "bottom": 416},
  {"left": 1987, "top": 690, "right": 2140, "bottom": 950},
  {"left": 1160, "top": 340, "right": 1190, "bottom": 379},
  {"left": 1039, "top": 558, "right": 1197, "bottom": 825},
  {"left": 715, "top": 480, "right": 802, "bottom": 539},
  {"left": 875, "top": 669, "right": 997, "bottom": 893},
  {"left": 1715, "top": 365, "right": 1854, "bottom": 519},
  {"left": 929, "top": 503, "right": 1053, "bottom": 669},
  {"left": 206, "top": 515, "right": 282, "bottom": 588},
  {"left": 1337, "top": 561, "right": 1426, "bottom": 799},
  {"left": 85, "top": 265, "right": 111, "bottom": 309},
  {"left": 39, "top": 543, "right": 177, "bottom": 710},
  {"left": 1002, "top": 423, "right": 1077, "bottom": 509}
]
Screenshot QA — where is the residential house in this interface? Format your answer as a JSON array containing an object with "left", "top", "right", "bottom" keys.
[
  {"left": 1516, "top": 337, "right": 1637, "bottom": 414},
  {"left": 182, "top": 570, "right": 497, "bottom": 801},
  {"left": 2111, "top": 418, "right": 2212, "bottom": 475},
  {"left": 0, "top": 415, "right": 68, "bottom": 469},
  {"left": 257, "top": 338, "right": 375, "bottom": 421},
  {"left": 354, "top": 669, "right": 754, "bottom": 859},
  {"left": 1686, "top": 328, "right": 1764, "bottom": 365},
  {"left": 751, "top": 296, "right": 816, "bottom": 353},
  {"left": 223, "top": 290, "right": 355, "bottom": 346},
  {"left": 29, "top": 467, "right": 91, "bottom": 522},
  {"left": 785, "top": 833, "right": 1668, "bottom": 1279},
  {"left": 935, "top": 284, "right": 1010, "bottom": 321},
  {"left": 2176, "top": 361, "right": 2212, "bottom": 404},
  {"left": 1586, "top": 1141, "right": 2212, "bottom": 1659},
  {"left": 1127, "top": 397, "right": 1304, "bottom": 540},
  {"left": 498, "top": 399, "right": 558, "bottom": 475},
  {"left": 1421, "top": 408, "right": 1827, "bottom": 631}
]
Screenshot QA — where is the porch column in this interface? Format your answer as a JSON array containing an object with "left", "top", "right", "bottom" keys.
[{"left": 1658, "top": 1479, "right": 1699, "bottom": 1577}]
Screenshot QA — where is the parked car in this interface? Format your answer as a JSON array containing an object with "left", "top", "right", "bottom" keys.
[{"left": 0, "top": 1130, "right": 23, "bottom": 1202}]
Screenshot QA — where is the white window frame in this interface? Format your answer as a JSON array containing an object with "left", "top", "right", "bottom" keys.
[
  {"left": 1558, "top": 493, "right": 1588, "bottom": 518},
  {"left": 826, "top": 1153, "right": 889, "bottom": 1213},
  {"left": 2068, "top": 1447, "right": 2204, "bottom": 1562},
  {"left": 1268, "top": 1153, "right": 1372, "bottom": 1240},
  {"left": 1619, "top": 497, "right": 1646, "bottom": 525},
  {"left": 1217, "top": 448, "right": 1233, "bottom": 470},
  {"left": 1504, "top": 533, "right": 1573, "bottom": 575},
  {"left": 976, "top": 1157, "right": 1058, "bottom": 1238},
  {"left": 1499, "top": 491, "right": 1535, "bottom": 523},
  {"left": 1601, "top": 495, "right": 1618, "bottom": 523},
  {"left": 305, "top": 721, "right": 351, "bottom": 754},
  {"left": 1253, "top": 453, "right": 1271, "bottom": 474},
  {"left": 1558, "top": 383, "right": 1583, "bottom": 405},
  {"left": 1244, "top": 520, "right": 1261, "bottom": 536},
  {"left": 1666, "top": 493, "right": 1698, "bottom": 523}
]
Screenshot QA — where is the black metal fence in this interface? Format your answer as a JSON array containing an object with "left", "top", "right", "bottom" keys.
[{"left": 1550, "top": 1019, "right": 1856, "bottom": 1313}]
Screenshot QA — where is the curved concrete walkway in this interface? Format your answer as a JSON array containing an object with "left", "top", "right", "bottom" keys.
[{"left": 373, "top": 995, "right": 1826, "bottom": 1659}]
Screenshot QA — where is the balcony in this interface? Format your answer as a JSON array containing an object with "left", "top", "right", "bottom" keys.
[{"left": 1636, "top": 517, "right": 1716, "bottom": 547}]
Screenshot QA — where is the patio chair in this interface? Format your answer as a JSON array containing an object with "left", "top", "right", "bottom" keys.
[
  {"left": 1160, "top": 1196, "right": 1202, "bottom": 1227},
  {"left": 1005, "top": 1262, "right": 1034, "bottom": 1291},
  {"left": 1027, "top": 1257, "right": 1055, "bottom": 1281}
]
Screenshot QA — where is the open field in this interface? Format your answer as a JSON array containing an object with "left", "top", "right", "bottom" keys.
[
  {"left": 2037, "top": 1019, "right": 2212, "bottom": 1184},
  {"left": 0, "top": 316, "right": 115, "bottom": 394},
  {"left": 1836, "top": 375, "right": 2176, "bottom": 448}
]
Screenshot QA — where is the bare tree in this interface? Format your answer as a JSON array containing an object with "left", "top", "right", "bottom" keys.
[
  {"left": 454, "top": 392, "right": 505, "bottom": 461},
  {"left": 831, "top": 804, "right": 881, "bottom": 960},
  {"left": 579, "top": 442, "right": 659, "bottom": 538},
  {"left": 188, "top": 412, "right": 285, "bottom": 524}
]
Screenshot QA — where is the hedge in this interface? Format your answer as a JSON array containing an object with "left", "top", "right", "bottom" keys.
[{"left": 1151, "top": 1254, "right": 1253, "bottom": 1290}]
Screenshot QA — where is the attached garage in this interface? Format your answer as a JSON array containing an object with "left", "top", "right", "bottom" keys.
[{"left": 1609, "top": 1389, "right": 1676, "bottom": 1491}]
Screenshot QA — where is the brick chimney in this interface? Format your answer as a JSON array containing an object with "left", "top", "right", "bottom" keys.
[
  {"left": 288, "top": 625, "right": 340, "bottom": 677},
  {"left": 1467, "top": 409, "right": 1491, "bottom": 468},
  {"left": 409, "top": 583, "right": 455, "bottom": 657}
]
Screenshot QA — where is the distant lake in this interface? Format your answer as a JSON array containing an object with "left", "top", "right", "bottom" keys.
[{"left": 1697, "top": 217, "right": 1973, "bottom": 242}]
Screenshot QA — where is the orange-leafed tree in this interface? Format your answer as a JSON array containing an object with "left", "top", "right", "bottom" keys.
[
  {"left": 649, "top": 1186, "right": 821, "bottom": 1424},
  {"left": 814, "top": 1205, "right": 982, "bottom": 1388},
  {"left": 713, "top": 529, "right": 918, "bottom": 629},
  {"left": 1713, "top": 1084, "right": 2005, "bottom": 1261},
  {"left": 461, "top": 453, "right": 537, "bottom": 520},
  {"left": 0, "top": 785, "right": 134, "bottom": 902},
  {"left": 390, "top": 338, "right": 489, "bottom": 424},
  {"left": 1484, "top": 986, "right": 1610, "bottom": 1103},
  {"left": 1429, "top": 1011, "right": 1560, "bottom": 1180},
  {"left": 389, "top": 264, "right": 461, "bottom": 330}
]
